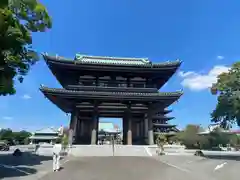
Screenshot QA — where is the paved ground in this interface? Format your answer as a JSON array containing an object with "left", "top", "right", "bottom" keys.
[
  {"left": 154, "top": 155, "right": 240, "bottom": 180},
  {"left": 0, "top": 151, "right": 53, "bottom": 180},
  {"left": 1, "top": 152, "right": 240, "bottom": 180},
  {"left": 39, "top": 155, "right": 240, "bottom": 180}
]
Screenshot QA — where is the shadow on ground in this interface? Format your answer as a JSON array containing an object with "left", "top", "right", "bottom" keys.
[
  {"left": 205, "top": 155, "right": 240, "bottom": 161},
  {"left": 0, "top": 152, "right": 52, "bottom": 179}
]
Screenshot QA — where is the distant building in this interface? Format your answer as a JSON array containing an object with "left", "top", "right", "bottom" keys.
[
  {"left": 198, "top": 124, "right": 240, "bottom": 135},
  {"left": 231, "top": 129, "right": 240, "bottom": 135},
  {"left": 29, "top": 127, "right": 60, "bottom": 144},
  {"left": 98, "top": 122, "right": 121, "bottom": 144}
]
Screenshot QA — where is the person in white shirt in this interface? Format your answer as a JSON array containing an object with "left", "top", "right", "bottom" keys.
[{"left": 52, "top": 140, "right": 62, "bottom": 172}]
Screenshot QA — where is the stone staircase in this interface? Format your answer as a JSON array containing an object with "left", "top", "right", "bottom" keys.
[{"left": 69, "top": 145, "right": 151, "bottom": 157}]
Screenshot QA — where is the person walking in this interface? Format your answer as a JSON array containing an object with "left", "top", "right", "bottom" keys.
[{"left": 52, "top": 139, "right": 62, "bottom": 172}]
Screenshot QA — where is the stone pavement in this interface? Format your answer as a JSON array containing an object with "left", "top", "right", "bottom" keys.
[
  {"left": 70, "top": 145, "right": 150, "bottom": 156},
  {"left": 40, "top": 156, "right": 192, "bottom": 180},
  {"left": 40, "top": 156, "right": 240, "bottom": 180},
  {"left": 153, "top": 155, "right": 240, "bottom": 180},
  {"left": 0, "top": 151, "right": 54, "bottom": 180},
  {"left": 1, "top": 151, "right": 240, "bottom": 180}
]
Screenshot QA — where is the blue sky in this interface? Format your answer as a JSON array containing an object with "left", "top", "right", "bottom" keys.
[{"left": 1, "top": 0, "right": 240, "bottom": 131}]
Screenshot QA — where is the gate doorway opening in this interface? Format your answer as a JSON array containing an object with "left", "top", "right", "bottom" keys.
[{"left": 98, "top": 118, "right": 122, "bottom": 145}]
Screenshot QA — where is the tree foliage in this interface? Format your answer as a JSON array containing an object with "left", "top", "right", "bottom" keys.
[
  {"left": 0, "top": 128, "right": 31, "bottom": 144},
  {"left": 0, "top": 0, "right": 51, "bottom": 95},
  {"left": 208, "top": 127, "right": 231, "bottom": 147},
  {"left": 177, "top": 124, "right": 205, "bottom": 149},
  {"left": 178, "top": 124, "right": 240, "bottom": 150},
  {"left": 211, "top": 62, "right": 240, "bottom": 127}
]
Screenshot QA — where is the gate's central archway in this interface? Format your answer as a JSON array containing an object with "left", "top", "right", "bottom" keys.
[{"left": 98, "top": 118, "right": 122, "bottom": 145}]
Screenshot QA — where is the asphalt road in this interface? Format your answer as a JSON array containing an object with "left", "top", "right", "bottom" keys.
[
  {"left": 40, "top": 156, "right": 240, "bottom": 180},
  {"left": 40, "top": 156, "right": 190, "bottom": 180},
  {"left": 1, "top": 153, "right": 240, "bottom": 180}
]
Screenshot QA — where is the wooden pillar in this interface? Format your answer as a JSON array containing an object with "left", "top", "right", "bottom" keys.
[
  {"left": 139, "top": 119, "right": 142, "bottom": 137},
  {"left": 127, "top": 117, "right": 132, "bottom": 145},
  {"left": 69, "top": 110, "right": 78, "bottom": 145},
  {"left": 144, "top": 113, "right": 148, "bottom": 144},
  {"left": 96, "top": 76, "right": 99, "bottom": 86},
  {"left": 75, "top": 117, "right": 79, "bottom": 144},
  {"left": 80, "top": 118, "right": 84, "bottom": 136},
  {"left": 91, "top": 105, "right": 98, "bottom": 145},
  {"left": 136, "top": 122, "right": 140, "bottom": 137},
  {"left": 148, "top": 111, "right": 154, "bottom": 145},
  {"left": 122, "top": 117, "right": 127, "bottom": 144},
  {"left": 127, "top": 104, "right": 132, "bottom": 145}
]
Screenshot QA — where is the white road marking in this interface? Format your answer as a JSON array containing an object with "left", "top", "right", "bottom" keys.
[
  {"left": 144, "top": 147, "right": 152, "bottom": 156},
  {"left": 62, "top": 159, "right": 70, "bottom": 165},
  {"left": 159, "top": 160, "right": 191, "bottom": 173},
  {"left": 214, "top": 162, "right": 227, "bottom": 171},
  {"left": 0, "top": 164, "right": 31, "bottom": 175}
]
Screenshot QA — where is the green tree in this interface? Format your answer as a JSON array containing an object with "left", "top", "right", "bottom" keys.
[
  {"left": 229, "top": 134, "right": 240, "bottom": 146},
  {"left": 178, "top": 124, "right": 206, "bottom": 149},
  {"left": 208, "top": 128, "right": 231, "bottom": 147},
  {"left": 13, "top": 130, "right": 31, "bottom": 144},
  {"left": 0, "top": 128, "right": 31, "bottom": 144},
  {"left": 0, "top": 0, "right": 51, "bottom": 95},
  {"left": 211, "top": 62, "right": 240, "bottom": 127},
  {"left": 61, "top": 134, "right": 68, "bottom": 150},
  {"left": 0, "top": 128, "right": 13, "bottom": 140}
]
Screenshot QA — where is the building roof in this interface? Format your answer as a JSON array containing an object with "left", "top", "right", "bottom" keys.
[
  {"left": 98, "top": 122, "right": 121, "bottom": 134},
  {"left": 34, "top": 128, "right": 58, "bottom": 135},
  {"left": 98, "top": 122, "right": 114, "bottom": 131},
  {"left": 29, "top": 135, "right": 59, "bottom": 140},
  {"left": 40, "top": 86, "right": 183, "bottom": 98},
  {"left": 40, "top": 87, "right": 182, "bottom": 113},
  {"left": 154, "top": 131, "right": 177, "bottom": 135},
  {"left": 75, "top": 53, "right": 151, "bottom": 65},
  {"left": 42, "top": 54, "right": 182, "bottom": 90},
  {"left": 43, "top": 54, "right": 182, "bottom": 68},
  {"left": 152, "top": 115, "right": 175, "bottom": 120},
  {"left": 231, "top": 129, "right": 240, "bottom": 134},
  {"left": 153, "top": 123, "right": 176, "bottom": 127}
]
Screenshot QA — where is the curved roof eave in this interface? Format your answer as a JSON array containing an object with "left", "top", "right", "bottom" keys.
[{"left": 42, "top": 54, "right": 182, "bottom": 69}]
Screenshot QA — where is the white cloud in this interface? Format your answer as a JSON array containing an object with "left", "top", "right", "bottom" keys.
[
  {"left": 2, "top": 116, "right": 13, "bottom": 120},
  {"left": 22, "top": 94, "right": 32, "bottom": 100},
  {"left": 217, "top": 56, "right": 224, "bottom": 60},
  {"left": 178, "top": 65, "right": 229, "bottom": 91}
]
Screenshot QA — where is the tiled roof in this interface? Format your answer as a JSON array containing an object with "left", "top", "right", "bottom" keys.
[
  {"left": 43, "top": 54, "right": 182, "bottom": 68},
  {"left": 154, "top": 132, "right": 177, "bottom": 135},
  {"left": 152, "top": 115, "right": 175, "bottom": 120},
  {"left": 29, "top": 135, "right": 59, "bottom": 140},
  {"left": 75, "top": 54, "right": 150, "bottom": 65},
  {"left": 98, "top": 122, "right": 114, "bottom": 131},
  {"left": 34, "top": 127, "right": 58, "bottom": 135},
  {"left": 40, "top": 86, "right": 183, "bottom": 97},
  {"left": 153, "top": 123, "right": 176, "bottom": 127}
]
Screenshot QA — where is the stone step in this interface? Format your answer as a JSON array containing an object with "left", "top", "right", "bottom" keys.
[{"left": 69, "top": 145, "right": 150, "bottom": 157}]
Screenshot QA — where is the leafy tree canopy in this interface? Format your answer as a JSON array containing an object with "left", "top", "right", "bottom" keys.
[
  {"left": 0, "top": 0, "right": 51, "bottom": 95},
  {"left": 0, "top": 128, "right": 31, "bottom": 144},
  {"left": 211, "top": 62, "right": 240, "bottom": 127},
  {"left": 177, "top": 124, "right": 205, "bottom": 149},
  {"left": 208, "top": 127, "right": 231, "bottom": 147}
]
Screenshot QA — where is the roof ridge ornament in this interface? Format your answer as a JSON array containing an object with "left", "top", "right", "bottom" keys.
[
  {"left": 75, "top": 53, "right": 84, "bottom": 60},
  {"left": 42, "top": 52, "right": 48, "bottom": 56},
  {"left": 75, "top": 53, "right": 151, "bottom": 64}
]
